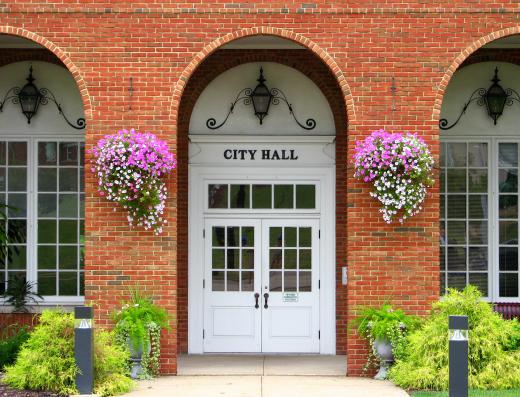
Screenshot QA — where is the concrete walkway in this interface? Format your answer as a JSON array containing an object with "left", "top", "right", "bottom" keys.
[
  {"left": 124, "top": 355, "right": 410, "bottom": 397},
  {"left": 126, "top": 375, "right": 410, "bottom": 397}
]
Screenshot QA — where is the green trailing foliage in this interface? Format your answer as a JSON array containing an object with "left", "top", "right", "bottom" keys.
[
  {"left": 2, "top": 310, "right": 134, "bottom": 396},
  {"left": 112, "top": 288, "right": 169, "bottom": 354},
  {"left": 389, "top": 286, "right": 520, "bottom": 391},
  {"left": 353, "top": 303, "right": 419, "bottom": 373},
  {"left": 0, "top": 325, "right": 30, "bottom": 369}
]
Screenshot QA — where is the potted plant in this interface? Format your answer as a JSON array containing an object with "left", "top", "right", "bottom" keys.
[
  {"left": 354, "top": 304, "right": 419, "bottom": 380},
  {"left": 112, "top": 289, "right": 169, "bottom": 379},
  {"left": 353, "top": 129, "right": 434, "bottom": 223},
  {"left": 90, "top": 129, "right": 177, "bottom": 234}
]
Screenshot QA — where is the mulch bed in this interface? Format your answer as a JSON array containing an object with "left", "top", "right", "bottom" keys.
[{"left": 0, "top": 383, "right": 60, "bottom": 397}]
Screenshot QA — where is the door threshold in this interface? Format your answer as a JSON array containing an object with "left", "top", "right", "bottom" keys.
[{"left": 178, "top": 354, "right": 347, "bottom": 376}]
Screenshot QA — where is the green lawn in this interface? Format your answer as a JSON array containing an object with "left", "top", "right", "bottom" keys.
[{"left": 412, "top": 391, "right": 520, "bottom": 397}]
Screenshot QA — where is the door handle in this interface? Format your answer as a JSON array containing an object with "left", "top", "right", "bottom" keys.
[
  {"left": 254, "top": 293, "right": 260, "bottom": 309},
  {"left": 263, "top": 293, "right": 269, "bottom": 309}
]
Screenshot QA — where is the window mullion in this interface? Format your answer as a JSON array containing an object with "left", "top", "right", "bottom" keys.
[{"left": 27, "top": 138, "right": 37, "bottom": 286}]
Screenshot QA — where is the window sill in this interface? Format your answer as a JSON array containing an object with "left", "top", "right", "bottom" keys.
[{"left": 0, "top": 296, "right": 85, "bottom": 313}]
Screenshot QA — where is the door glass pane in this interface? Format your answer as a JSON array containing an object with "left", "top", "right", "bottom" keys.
[
  {"left": 284, "top": 227, "right": 297, "bottom": 247},
  {"left": 230, "top": 185, "right": 249, "bottom": 208},
  {"left": 299, "top": 272, "right": 312, "bottom": 292},
  {"left": 252, "top": 185, "right": 271, "bottom": 209},
  {"left": 296, "top": 185, "right": 315, "bottom": 209},
  {"left": 499, "top": 195, "right": 518, "bottom": 219},
  {"left": 469, "top": 273, "right": 488, "bottom": 296},
  {"left": 274, "top": 185, "right": 293, "bottom": 209},
  {"left": 211, "top": 225, "right": 255, "bottom": 292},
  {"left": 212, "top": 271, "right": 225, "bottom": 291},
  {"left": 242, "top": 227, "right": 254, "bottom": 247},
  {"left": 208, "top": 184, "right": 228, "bottom": 208},
  {"left": 270, "top": 271, "right": 282, "bottom": 291},
  {"left": 284, "top": 271, "right": 297, "bottom": 292},
  {"left": 268, "top": 225, "right": 313, "bottom": 293},
  {"left": 212, "top": 227, "right": 225, "bottom": 246},
  {"left": 227, "top": 271, "right": 239, "bottom": 291},
  {"left": 212, "top": 249, "right": 225, "bottom": 269},
  {"left": 241, "top": 272, "right": 254, "bottom": 292}
]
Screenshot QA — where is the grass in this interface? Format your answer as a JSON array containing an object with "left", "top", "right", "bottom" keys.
[{"left": 411, "top": 391, "right": 520, "bottom": 397}]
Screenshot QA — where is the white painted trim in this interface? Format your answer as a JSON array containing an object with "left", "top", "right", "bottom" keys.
[
  {"left": 188, "top": 163, "right": 335, "bottom": 354},
  {"left": 189, "top": 135, "right": 336, "bottom": 144}
]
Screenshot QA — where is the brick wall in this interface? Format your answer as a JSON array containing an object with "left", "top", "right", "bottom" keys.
[{"left": 0, "top": 1, "right": 519, "bottom": 375}]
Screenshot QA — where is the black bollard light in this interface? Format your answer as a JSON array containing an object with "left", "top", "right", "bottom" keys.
[
  {"left": 74, "top": 306, "right": 94, "bottom": 395},
  {"left": 449, "top": 315, "right": 469, "bottom": 397}
]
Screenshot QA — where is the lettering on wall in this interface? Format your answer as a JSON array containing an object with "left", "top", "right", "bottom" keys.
[{"left": 223, "top": 149, "right": 299, "bottom": 161}]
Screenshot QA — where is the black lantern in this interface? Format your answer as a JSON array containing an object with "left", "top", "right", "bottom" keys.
[
  {"left": 18, "top": 66, "right": 42, "bottom": 124},
  {"left": 250, "top": 68, "right": 272, "bottom": 124},
  {"left": 0, "top": 66, "right": 85, "bottom": 129},
  {"left": 484, "top": 68, "right": 508, "bottom": 125},
  {"left": 440, "top": 67, "right": 520, "bottom": 130},
  {"left": 206, "top": 67, "right": 316, "bottom": 130}
]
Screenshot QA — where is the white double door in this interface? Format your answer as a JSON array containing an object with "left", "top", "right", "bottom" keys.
[{"left": 203, "top": 218, "right": 320, "bottom": 353}]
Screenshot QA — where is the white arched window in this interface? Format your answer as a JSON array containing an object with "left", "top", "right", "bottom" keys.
[
  {"left": 440, "top": 61, "right": 520, "bottom": 301},
  {"left": 0, "top": 61, "right": 85, "bottom": 304}
]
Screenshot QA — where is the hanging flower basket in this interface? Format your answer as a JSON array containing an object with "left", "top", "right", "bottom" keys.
[
  {"left": 91, "top": 129, "right": 177, "bottom": 234},
  {"left": 353, "top": 129, "right": 434, "bottom": 223}
]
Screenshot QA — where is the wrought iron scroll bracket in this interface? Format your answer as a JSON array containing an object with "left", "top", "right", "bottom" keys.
[
  {"left": 439, "top": 88, "right": 487, "bottom": 130},
  {"left": 0, "top": 87, "right": 21, "bottom": 113},
  {"left": 206, "top": 88, "right": 252, "bottom": 130},
  {"left": 270, "top": 88, "right": 316, "bottom": 130},
  {"left": 39, "top": 88, "right": 86, "bottom": 130}
]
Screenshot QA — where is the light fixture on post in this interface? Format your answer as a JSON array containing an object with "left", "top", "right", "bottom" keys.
[
  {"left": 206, "top": 67, "right": 316, "bottom": 130},
  {"left": 440, "top": 67, "right": 520, "bottom": 130},
  {"left": 0, "top": 66, "right": 86, "bottom": 129}
]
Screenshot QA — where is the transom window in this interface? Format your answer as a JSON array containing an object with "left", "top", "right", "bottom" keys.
[
  {"left": 441, "top": 139, "right": 520, "bottom": 301},
  {"left": 0, "top": 138, "right": 84, "bottom": 301},
  {"left": 208, "top": 183, "right": 316, "bottom": 210}
]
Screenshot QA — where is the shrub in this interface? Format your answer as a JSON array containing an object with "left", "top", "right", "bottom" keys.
[
  {"left": 3, "top": 310, "right": 133, "bottom": 396},
  {"left": 0, "top": 325, "right": 30, "bottom": 369},
  {"left": 389, "top": 286, "right": 520, "bottom": 390}
]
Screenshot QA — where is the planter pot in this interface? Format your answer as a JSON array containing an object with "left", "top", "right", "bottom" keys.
[
  {"left": 373, "top": 338, "right": 394, "bottom": 380},
  {"left": 128, "top": 339, "right": 152, "bottom": 379}
]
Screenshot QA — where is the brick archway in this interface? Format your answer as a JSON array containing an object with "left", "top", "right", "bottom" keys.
[
  {"left": 170, "top": 26, "right": 355, "bottom": 126},
  {"left": 174, "top": 29, "right": 352, "bottom": 359},
  {"left": 433, "top": 26, "right": 520, "bottom": 121},
  {"left": 0, "top": 26, "right": 92, "bottom": 120}
]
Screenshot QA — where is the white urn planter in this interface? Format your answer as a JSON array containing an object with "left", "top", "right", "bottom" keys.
[{"left": 373, "top": 338, "right": 394, "bottom": 380}]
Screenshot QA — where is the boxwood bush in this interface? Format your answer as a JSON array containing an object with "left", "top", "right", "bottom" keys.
[
  {"left": 389, "top": 286, "right": 520, "bottom": 390},
  {"left": 2, "top": 310, "right": 134, "bottom": 396}
]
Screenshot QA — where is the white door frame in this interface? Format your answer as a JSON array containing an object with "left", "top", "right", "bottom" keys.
[{"left": 188, "top": 136, "right": 336, "bottom": 354}]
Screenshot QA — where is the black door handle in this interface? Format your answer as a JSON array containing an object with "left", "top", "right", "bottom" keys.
[
  {"left": 263, "top": 293, "right": 269, "bottom": 309},
  {"left": 254, "top": 293, "right": 260, "bottom": 309}
]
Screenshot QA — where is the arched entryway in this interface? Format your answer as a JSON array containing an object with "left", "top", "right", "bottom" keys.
[
  {"left": 438, "top": 32, "right": 520, "bottom": 305},
  {"left": 0, "top": 33, "right": 87, "bottom": 309},
  {"left": 174, "top": 33, "right": 350, "bottom": 361}
]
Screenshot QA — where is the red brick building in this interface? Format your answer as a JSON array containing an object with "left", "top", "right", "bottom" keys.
[{"left": 1, "top": 1, "right": 520, "bottom": 376}]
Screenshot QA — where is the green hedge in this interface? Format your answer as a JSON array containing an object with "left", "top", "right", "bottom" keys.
[
  {"left": 389, "top": 286, "right": 520, "bottom": 391},
  {"left": 2, "top": 310, "right": 134, "bottom": 396}
]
